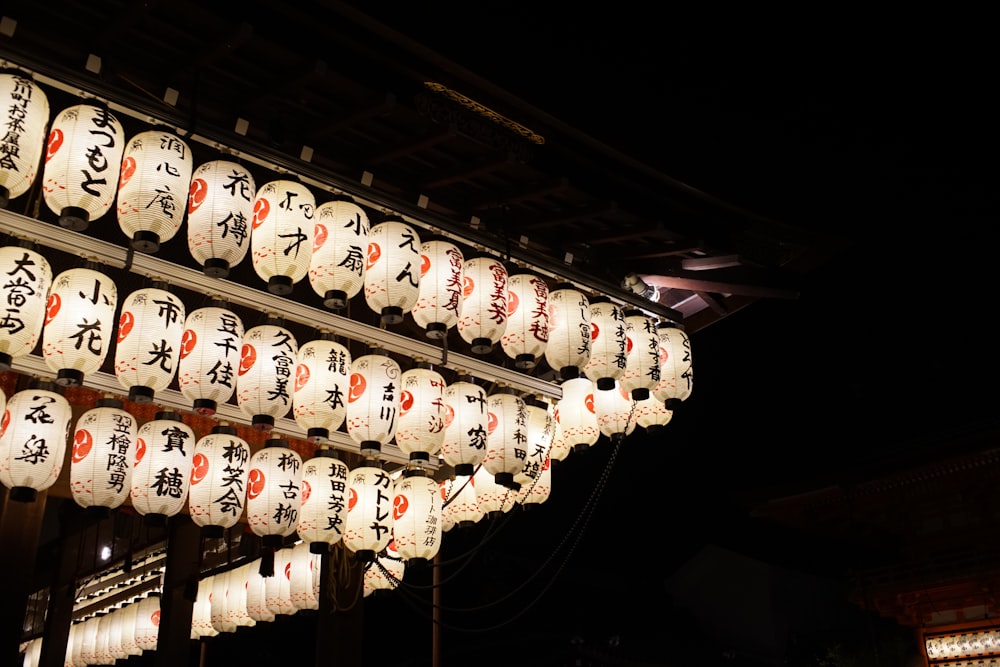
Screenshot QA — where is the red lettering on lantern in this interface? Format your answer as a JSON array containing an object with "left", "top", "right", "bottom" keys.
[
  {"left": 179, "top": 329, "right": 197, "bottom": 359},
  {"left": 399, "top": 390, "right": 413, "bottom": 415},
  {"left": 507, "top": 289, "right": 519, "bottom": 316},
  {"left": 151, "top": 610, "right": 160, "bottom": 626},
  {"left": 247, "top": 468, "right": 265, "bottom": 499},
  {"left": 72, "top": 429, "right": 93, "bottom": 463},
  {"left": 285, "top": 561, "right": 292, "bottom": 580},
  {"left": 313, "top": 222, "right": 328, "bottom": 251},
  {"left": 348, "top": 373, "right": 365, "bottom": 403},
  {"left": 190, "top": 452, "right": 209, "bottom": 485},
  {"left": 366, "top": 242, "right": 381, "bottom": 270},
  {"left": 188, "top": 177, "right": 207, "bottom": 213},
  {"left": 239, "top": 344, "right": 256, "bottom": 375},
  {"left": 590, "top": 322, "right": 599, "bottom": 341},
  {"left": 117, "top": 311, "right": 134, "bottom": 343},
  {"left": 444, "top": 404, "right": 454, "bottom": 428},
  {"left": 44, "top": 293, "right": 61, "bottom": 326},
  {"left": 585, "top": 393, "right": 595, "bottom": 414},
  {"left": 462, "top": 275, "right": 474, "bottom": 298},
  {"left": 251, "top": 197, "right": 270, "bottom": 229},
  {"left": 135, "top": 437, "right": 146, "bottom": 465},
  {"left": 301, "top": 479, "right": 311, "bottom": 504},
  {"left": 118, "top": 156, "right": 136, "bottom": 189},
  {"left": 487, "top": 411, "right": 497, "bottom": 434},
  {"left": 294, "top": 364, "right": 310, "bottom": 392},
  {"left": 392, "top": 494, "right": 408, "bottom": 520},
  {"left": 420, "top": 253, "right": 430, "bottom": 276},
  {"left": 348, "top": 486, "right": 358, "bottom": 510},
  {"left": 45, "top": 128, "right": 63, "bottom": 162}
]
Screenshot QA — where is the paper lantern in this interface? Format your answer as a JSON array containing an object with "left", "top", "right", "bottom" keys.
[
  {"left": 186, "top": 159, "right": 256, "bottom": 277},
  {"left": 440, "top": 474, "right": 481, "bottom": 528},
  {"left": 517, "top": 455, "right": 551, "bottom": 508},
  {"left": 292, "top": 336, "right": 351, "bottom": 443},
  {"left": 595, "top": 381, "right": 637, "bottom": 443},
  {"left": 41, "top": 266, "right": 118, "bottom": 387},
  {"left": 42, "top": 103, "right": 125, "bottom": 230},
  {"left": 237, "top": 322, "right": 298, "bottom": 431},
  {"left": 619, "top": 310, "right": 660, "bottom": 401},
  {"left": 345, "top": 350, "right": 401, "bottom": 457},
  {"left": 392, "top": 471, "right": 442, "bottom": 565},
  {"left": 250, "top": 179, "right": 315, "bottom": 295},
  {"left": 308, "top": 196, "right": 369, "bottom": 309},
  {"left": 118, "top": 600, "right": 141, "bottom": 658},
  {"left": 654, "top": 320, "right": 694, "bottom": 410},
  {"left": 264, "top": 546, "right": 296, "bottom": 616},
  {"left": 516, "top": 398, "right": 554, "bottom": 489},
  {"left": 543, "top": 283, "right": 591, "bottom": 380},
  {"left": 230, "top": 564, "right": 258, "bottom": 627},
  {"left": 472, "top": 462, "right": 515, "bottom": 517},
  {"left": 246, "top": 438, "right": 303, "bottom": 549},
  {"left": 209, "top": 571, "right": 236, "bottom": 633},
  {"left": 583, "top": 296, "right": 627, "bottom": 390},
  {"left": 457, "top": 254, "right": 507, "bottom": 355},
  {"left": 439, "top": 375, "right": 488, "bottom": 476},
  {"left": 635, "top": 393, "right": 673, "bottom": 433},
  {"left": 188, "top": 424, "right": 251, "bottom": 537},
  {"left": 0, "top": 73, "right": 49, "bottom": 208},
  {"left": 245, "top": 560, "right": 276, "bottom": 623},
  {"left": 554, "top": 376, "right": 599, "bottom": 455},
  {"left": 69, "top": 396, "right": 138, "bottom": 512},
  {"left": 287, "top": 541, "right": 318, "bottom": 611},
  {"left": 191, "top": 579, "right": 218, "bottom": 639},
  {"left": 363, "top": 218, "right": 422, "bottom": 324},
  {"left": 547, "top": 411, "right": 570, "bottom": 463},
  {"left": 0, "top": 384, "right": 72, "bottom": 502},
  {"left": 113, "top": 285, "right": 186, "bottom": 404},
  {"left": 0, "top": 244, "right": 52, "bottom": 371},
  {"left": 343, "top": 462, "right": 394, "bottom": 562},
  {"left": 297, "top": 448, "right": 349, "bottom": 553},
  {"left": 501, "top": 269, "right": 548, "bottom": 369},
  {"left": 116, "top": 129, "right": 193, "bottom": 252},
  {"left": 78, "top": 615, "right": 101, "bottom": 665},
  {"left": 395, "top": 363, "right": 446, "bottom": 464},
  {"left": 177, "top": 303, "right": 244, "bottom": 416},
  {"left": 132, "top": 594, "right": 160, "bottom": 653},
  {"left": 19, "top": 637, "right": 41, "bottom": 667},
  {"left": 130, "top": 411, "right": 195, "bottom": 523},
  {"left": 363, "top": 540, "right": 404, "bottom": 596},
  {"left": 411, "top": 237, "right": 463, "bottom": 339},
  {"left": 107, "top": 606, "right": 129, "bottom": 662},
  {"left": 483, "top": 390, "right": 527, "bottom": 490}
]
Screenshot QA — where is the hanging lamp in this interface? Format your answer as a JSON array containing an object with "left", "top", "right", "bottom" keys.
[
  {"left": 308, "top": 195, "right": 369, "bottom": 309},
  {"left": 186, "top": 159, "right": 256, "bottom": 278}
]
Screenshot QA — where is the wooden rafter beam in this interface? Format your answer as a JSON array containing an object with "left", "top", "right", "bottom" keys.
[
  {"left": 469, "top": 177, "right": 571, "bottom": 209},
  {"left": 420, "top": 153, "right": 513, "bottom": 189}
]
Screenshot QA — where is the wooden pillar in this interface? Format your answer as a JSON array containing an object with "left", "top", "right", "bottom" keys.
[
  {"left": 0, "top": 488, "right": 48, "bottom": 667},
  {"left": 154, "top": 514, "right": 202, "bottom": 667},
  {"left": 316, "top": 544, "right": 365, "bottom": 667}
]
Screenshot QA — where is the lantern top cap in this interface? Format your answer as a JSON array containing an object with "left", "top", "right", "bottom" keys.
[
  {"left": 154, "top": 410, "right": 183, "bottom": 422},
  {"left": 264, "top": 438, "right": 290, "bottom": 448},
  {"left": 551, "top": 282, "right": 581, "bottom": 292}
]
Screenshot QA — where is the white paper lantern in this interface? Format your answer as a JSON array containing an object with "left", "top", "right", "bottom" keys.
[
  {"left": 245, "top": 560, "right": 276, "bottom": 623},
  {"left": 554, "top": 376, "right": 599, "bottom": 456},
  {"left": 130, "top": 411, "right": 195, "bottom": 522},
  {"left": 70, "top": 618, "right": 86, "bottom": 666},
  {"left": 595, "top": 381, "right": 637, "bottom": 443},
  {"left": 392, "top": 471, "right": 442, "bottom": 564},
  {"left": 132, "top": 595, "right": 160, "bottom": 652},
  {"left": 363, "top": 541, "right": 404, "bottom": 596},
  {"left": 78, "top": 615, "right": 101, "bottom": 665},
  {"left": 287, "top": 541, "right": 318, "bottom": 611},
  {"left": 237, "top": 322, "right": 298, "bottom": 431},
  {"left": 309, "top": 197, "right": 369, "bottom": 309},
  {"left": 457, "top": 255, "right": 507, "bottom": 355},
  {"left": 116, "top": 129, "right": 193, "bottom": 252},
  {"left": 343, "top": 462, "right": 394, "bottom": 562},
  {"left": 0, "top": 244, "right": 51, "bottom": 371},
  {"left": 246, "top": 439, "right": 303, "bottom": 548},
  {"left": 191, "top": 578, "right": 218, "bottom": 639},
  {"left": 543, "top": 283, "right": 591, "bottom": 381},
  {"left": 119, "top": 600, "right": 141, "bottom": 658},
  {"left": 292, "top": 336, "right": 351, "bottom": 443},
  {"left": 501, "top": 269, "right": 548, "bottom": 369},
  {"left": 188, "top": 424, "right": 251, "bottom": 537},
  {"left": 345, "top": 350, "right": 401, "bottom": 457},
  {"left": 440, "top": 474, "right": 481, "bottom": 528},
  {"left": 19, "top": 636, "right": 41, "bottom": 667},
  {"left": 0, "top": 73, "right": 49, "bottom": 207},
  {"left": 230, "top": 564, "right": 257, "bottom": 628},
  {"left": 250, "top": 179, "right": 315, "bottom": 295},
  {"left": 297, "top": 448, "right": 349, "bottom": 553},
  {"left": 0, "top": 384, "right": 72, "bottom": 502},
  {"left": 483, "top": 390, "right": 527, "bottom": 490},
  {"left": 395, "top": 364, "right": 446, "bottom": 464},
  {"left": 411, "top": 238, "right": 464, "bottom": 339},
  {"left": 209, "top": 571, "right": 236, "bottom": 633},
  {"left": 546, "top": 413, "right": 569, "bottom": 463},
  {"left": 440, "top": 375, "right": 488, "bottom": 476},
  {"left": 516, "top": 455, "right": 551, "bottom": 508},
  {"left": 583, "top": 296, "right": 627, "bottom": 390},
  {"left": 264, "top": 546, "right": 296, "bottom": 616},
  {"left": 654, "top": 320, "right": 694, "bottom": 410},
  {"left": 69, "top": 396, "right": 137, "bottom": 512},
  {"left": 42, "top": 266, "right": 118, "bottom": 387},
  {"left": 186, "top": 159, "right": 256, "bottom": 277},
  {"left": 472, "top": 463, "right": 515, "bottom": 517},
  {"left": 113, "top": 285, "right": 186, "bottom": 404},
  {"left": 42, "top": 104, "right": 125, "bottom": 230},
  {"left": 516, "top": 398, "right": 554, "bottom": 488},
  {"left": 363, "top": 218, "right": 421, "bottom": 324},
  {"left": 177, "top": 303, "right": 244, "bottom": 416},
  {"left": 619, "top": 310, "right": 660, "bottom": 401},
  {"left": 635, "top": 393, "right": 673, "bottom": 433}
]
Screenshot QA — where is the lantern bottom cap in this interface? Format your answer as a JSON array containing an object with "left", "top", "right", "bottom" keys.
[
  {"left": 470, "top": 337, "right": 494, "bottom": 355},
  {"left": 58, "top": 206, "right": 89, "bottom": 231},
  {"left": 406, "top": 557, "right": 430, "bottom": 569},
  {"left": 353, "top": 549, "right": 376, "bottom": 563},
  {"left": 55, "top": 368, "right": 84, "bottom": 387},
  {"left": 130, "top": 230, "right": 160, "bottom": 254},
  {"left": 129, "top": 386, "right": 155, "bottom": 404},
  {"left": 494, "top": 472, "right": 519, "bottom": 490},
  {"left": 143, "top": 513, "right": 168, "bottom": 527},
  {"left": 424, "top": 322, "right": 447, "bottom": 339},
  {"left": 8, "top": 487, "right": 37, "bottom": 502},
  {"left": 559, "top": 366, "right": 581, "bottom": 381},
  {"left": 514, "top": 353, "right": 535, "bottom": 369},
  {"left": 261, "top": 535, "right": 284, "bottom": 548},
  {"left": 0, "top": 351, "right": 11, "bottom": 371},
  {"left": 83, "top": 505, "right": 112, "bottom": 519},
  {"left": 201, "top": 525, "right": 225, "bottom": 539},
  {"left": 322, "top": 289, "right": 348, "bottom": 309},
  {"left": 380, "top": 306, "right": 404, "bottom": 325},
  {"left": 193, "top": 398, "right": 217, "bottom": 416},
  {"left": 596, "top": 377, "right": 617, "bottom": 391},
  {"left": 408, "top": 451, "right": 430, "bottom": 463},
  {"left": 267, "top": 275, "right": 294, "bottom": 296},
  {"left": 572, "top": 443, "right": 591, "bottom": 454},
  {"left": 665, "top": 398, "right": 684, "bottom": 410},
  {"left": 453, "top": 463, "right": 475, "bottom": 476},
  {"left": 630, "top": 387, "right": 650, "bottom": 401},
  {"left": 359, "top": 440, "right": 381, "bottom": 456},
  {"left": 202, "top": 258, "right": 230, "bottom": 278},
  {"left": 646, "top": 424, "right": 666, "bottom": 435},
  {"left": 309, "top": 541, "right": 330, "bottom": 555},
  {"left": 252, "top": 415, "right": 275, "bottom": 431},
  {"left": 307, "top": 427, "right": 330, "bottom": 443}
]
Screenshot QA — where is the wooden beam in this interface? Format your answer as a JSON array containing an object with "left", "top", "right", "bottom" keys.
[{"left": 365, "top": 127, "right": 456, "bottom": 165}]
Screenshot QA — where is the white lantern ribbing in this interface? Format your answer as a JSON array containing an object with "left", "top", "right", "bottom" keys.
[
  {"left": 78, "top": 615, "right": 100, "bottom": 665},
  {"left": 209, "top": 571, "right": 236, "bottom": 634},
  {"left": 619, "top": 310, "right": 661, "bottom": 401},
  {"left": 0, "top": 73, "right": 49, "bottom": 208},
  {"left": 345, "top": 350, "right": 400, "bottom": 457},
  {"left": 516, "top": 398, "right": 554, "bottom": 489},
  {"left": 119, "top": 600, "right": 141, "bottom": 658},
  {"left": 116, "top": 129, "right": 193, "bottom": 253},
  {"left": 192, "top": 578, "right": 218, "bottom": 639},
  {"left": 42, "top": 103, "right": 125, "bottom": 231},
  {"left": 343, "top": 462, "right": 394, "bottom": 562},
  {"left": 441, "top": 474, "right": 481, "bottom": 528},
  {"left": 177, "top": 303, "right": 244, "bottom": 416},
  {"left": 186, "top": 159, "right": 256, "bottom": 278},
  {"left": 547, "top": 409, "right": 570, "bottom": 463},
  {"left": 583, "top": 296, "right": 627, "bottom": 390},
  {"left": 501, "top": 269, "right": 548, "bottom": 369},
  {"left": 309, "top": 197, "right": 369, "bottom": 309},
  {"left": 250, "top": 179, "right": 315, "bottom": 295},
  {"left": 595, "top": 381, "right": 637, "bottom": 443},
  {"left": 411, "top": 238, "right": 463, "bottom": 339},
  {"left": 555, "top": 376, "right": 599, "bottom": 455},
  {"left": 0, "top": 244, "right": 51, "bottom": 371},
  {"left": 130, "top": 411, "right": 194, "bottom": 523},
  {"left": 245, "top": 560, "right": 276, "bottom": 622},
  {"left": 472, "top": 463, "right": 514, "bottom": 517},
  {"left": 132, "top": 594, "right": 160, "bottom": 653},
  {"left": 188, "top": 424, "right": 251, "bottom": 537},
  {"left": 483, "top": 390, "right": 527, "bottom": 490},
  {"left": 237, "top": 322, "right": 298, "bottom": 431},
  {"left": 69, "top": 396, "right": 137, "bottom": 512},
  {"left": 635, "top": 393, "right": 673, "bottom": 433},
  {"left": 288, "top": 541, "right": 318, "bottom": 611},
  {"left": 42, "top": 266, "right": 118, "bottom": 387},
  {"left": 363, "top": 218, "right": 421, "bottom": 324},
  {"left": 392, "top": 471, "right": 442, "bottom": 565},
  {"left": 395, "top": 363, "right": 446, "bottom": 464},
  {"left": 113, "top": 285, "right": 186, "bottom": 404},
  {"left": 292, "top": 336, "right": 351, "bottom": 443},
  {"left": 440, "top": 375, "right": 488, "bottom": 477},
  {"left": 363, "top": 541, "right": 404, "bottom": 596},
  {"left": 543, "top": 283, "right": 591, "bottom": 381},
  {"left": 265, "top": 546, "right": 296, "bottom": 616},
  {"left": 20, "top": 637, "right": 41, "bottom": 667},
  {"left": 297, "top": 448, "right": 349, "bottom": 553},
  {"left": 0, "top": 384, "right": 72, "bottom": 502},
  {"left": 654, "top": 321, "right": 694, "bottom": 410},
  {"left": 517, "top": 456, "right": 552, "bottom": 508},
  {"left": 457, "top": 255, "right": 507, "bottom": 355},
  {"left": 246, "top": 439, "right": 303, "bottom": 553}
]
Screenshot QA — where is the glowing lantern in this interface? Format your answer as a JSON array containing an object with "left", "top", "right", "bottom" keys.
[
  {"left": 130, "top": 411, "right": 194, "bottom": 523},
  {"left": 363, "top": 218, "right": 422, "bottom": 324},
  {"left": 246, "top": 439, "right": 303, "bottom": 557},
  {"left": 188, "top": 424, "right": 251, "bottom": 537},
  {"left": 547, "top": 412, "right": 570, "bottom": 463},
  {"left": 209, "top": 571, "right": 236, "bottom": 633},
  {"left": 42, "top": 103, "right": 125, "bottom": 231},
  {"left": 0, "top": 384, "right": 72, "bottom": 502},
  {"left": 108, "top": 607, "right": 129, "bottom": 662},
  {"left": 411, "top": 237, "right": 463, "bottom": 339},
  {"left": 245, "top": 561, "right": 276, "bottom": 622},
  {"left": 635, "top": 393, "right": 673, "bottom": 433},
  {"left": 395, "top": 363, "right": 446, "bottom": 464},
  {"left": 113, "top": 285, "right": 186, "bottom": 404},
  {"left": 543, "top": 283, "right": 591, "bottom": 380},
  {"left": 297, "top": 448, "right": 349, "bottom": 553},
  {"left": 392, "top": 471, "right": 442, "bottom": 565},
  {"left": 619, "top": 310, "right": 660, "bottom": 401},
  {"left": 192, "top": 579, "right": 218, "bottom": 639},
  {"left": 440, "top": 474, "right": 481, "bottom": 528},
  {"left": 483, "top": 390, "right": 527, "bottom": 490},
  {"left": 116, "top": 129, "right": 193, "bottom": 252},
  {"left": 292, "top": 335, "right": 351, "bottom": 443},
  {"left": 501, "top": 269, "right": 548, "bottom": 369},
  {"left": 583, "top": 296, "right": 627, "bottom": 390},
  {"left": 250, "top": 179, "right": 315, "bottom": 295},
  {"left": 654, "top": 320, "right": 694, "bottom": 410},
  {"left": 457, "top": 254, "right": 507, "bottom": 355},
  {"left": 517, "top": 456, "right": 551, "bottom": 508},
  {"left": 0, "top": 244, "right": 51, "bottom": 371},
  {"left": 345, "top": 350, "right": 400, "bottom": 457},
  {"left": 308, "top": 196, "right": 369, "bottom": 309},
  {"left": 473, "top": 463, "right": 515, "bottom": 517},
  {"left": 516, "top": 398, "right": 554, "bottom": 489},
  {"left": 264, "top": 546, "right": 295, "bottom": 615},
  {"left": 69, "top": 396, "right": 137, "bottom": 512},
  {"left": 237, "top": 321, "right": 298, "bottom": 431},
  {"left": 343, "top": 461, "right": 394, "bottom": 562},
  {"left": 440, "top": 375, "right": 488, "bottom": 476},
  {"left": 177, "top": 303, "right": 244, "bottom": 416},
  {"left": 132, "top": 594, "right": 160, "bottom": 653},
  {"left": 186, "top": 159, "right": 256, "bottom": 278},
  {"left": 595, "top": 381, "right": 637, "bottom": 444},
  {"left": 288, "top": 541, "right": 318, "bottom": 611},
  {"left": 20, "top": 637, "right": 41, "bottom": 667},
  {"left": 119, "top": 601, "right": 141, "bottom": 658},
  {"left": 0, "top": 73, "right": 49, "bottom": 208},
  {"left": 42, "top": 266, "right": 118, "bottom": 387},
  {"left": 363, "top": 541, "right": 404, "bottom": 596},
  {"left": 78, "top": 615, "right": 101, "bottom": 665}
]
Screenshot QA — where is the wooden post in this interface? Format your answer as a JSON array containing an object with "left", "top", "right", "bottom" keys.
[
  {"left": 153, "top": 514, "right": 202, "bottom": 667},
  {"left": 0, "top": 488, "right": 48, "bottom": 667}
]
